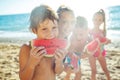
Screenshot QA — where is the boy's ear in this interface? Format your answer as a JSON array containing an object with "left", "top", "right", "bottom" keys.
[{"left": 32, "top": 28, "right": 37, "bottom": 34}]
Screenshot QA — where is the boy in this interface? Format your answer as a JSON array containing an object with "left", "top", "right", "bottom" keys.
[{"left": 19, "top": 5, "right": 67, "bottom": 80}]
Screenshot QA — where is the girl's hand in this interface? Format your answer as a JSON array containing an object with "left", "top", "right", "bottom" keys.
[
  {"left": 29, "top": 46, "right": 46, "bottom": 67},
  {"left": 107, "top": 39, "right": 111, "bottom": 43},
  {"left": 54, "top": 49, "right": 68, "bottom": 64},
  {"left": 106, "top": 39, "right": 111, "bottom": 44}
]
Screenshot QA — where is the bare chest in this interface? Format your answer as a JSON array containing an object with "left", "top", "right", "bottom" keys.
[{"left": 33, "top": 57, "right": 55, "bottom": 80}]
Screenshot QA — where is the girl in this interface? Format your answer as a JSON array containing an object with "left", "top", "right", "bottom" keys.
[
  {"left": 57, "top": 5, "right": 76, "bottom": 39},
  {"left": 64, "top": 16, "right": 91, "bottom": 80},
  {"left": 89, "top": 9, "right": 111, "bottom": 80},
  {"left": 57, "top": 5, "right": 76, "bottom": 80}
]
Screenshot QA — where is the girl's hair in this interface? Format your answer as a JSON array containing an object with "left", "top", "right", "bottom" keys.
[
  {"left": 57, "top": 5, "right": 74, "bottom": 18},
  {"left": 29, "top": 5, "right": 58, "bottom": 30},
  {"left": 93, "top": 9, "right": 106, "bottom": 36},
  {"left": 75, "top": 16, "right": 88, "bottom": 29}
]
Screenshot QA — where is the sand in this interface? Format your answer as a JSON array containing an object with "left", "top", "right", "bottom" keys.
[{"left": 0, "top": 38, "right": 120, "bottom": 80}]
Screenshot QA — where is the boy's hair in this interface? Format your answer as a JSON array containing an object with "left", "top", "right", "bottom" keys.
[
  {"left": 29, "top": 5, "right": 58, "bottom": 29},
  {"left": 75, "top": 16, "right": 88, "bottom": 29},
  {"left": 93, "top": 9, "right": 106, "bottom": 36},
  {"left": 57, "top": 5, "right": 74, "bottom": 18}
]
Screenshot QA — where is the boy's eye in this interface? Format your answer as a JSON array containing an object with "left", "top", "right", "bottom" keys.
[
  {"left": 53, "top": 26, "right": 57, "bottom": 29},
  {"left": 42, "top": 28, "right": 47, "bottom": 31}
]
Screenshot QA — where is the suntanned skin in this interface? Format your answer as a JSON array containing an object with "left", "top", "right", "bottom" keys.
[
  {"left": 19, "top": 44, "right": 56, "bottom": 80},
  {"left": 58, "top": 11, "right": 75, "bottom": 39},
  {"left": 19, "top": 19, "right": 67, "bottom": 80}
]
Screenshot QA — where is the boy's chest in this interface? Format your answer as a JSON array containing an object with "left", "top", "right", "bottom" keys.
[
  {"left": 37, "top": 57, "right": 55, "bottom": 69},
  {"left": 33, "top": 58, "right": 55, "bottom": 79}
]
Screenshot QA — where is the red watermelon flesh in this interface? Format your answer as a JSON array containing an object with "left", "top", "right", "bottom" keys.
[
  {"left": 85, "top": 39, "right": 100, "bottom": 54},
  {"left": 93, "top": 34, "right": 107, "bottom": 44},
  {"left": 32, "top": 38, "right": 67, "bottom": 56},
  {"left": 98, "top": 37, "right": 107, "bottom": 43}
]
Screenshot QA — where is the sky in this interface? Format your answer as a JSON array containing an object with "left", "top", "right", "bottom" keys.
[
  {"left": 0, "top": 0, "right": 120, "bottom": 30},
  {"left": 0, "top": 0, "right": 120, "bottom": 16},
  {"left": 1, "top": 0, "right": 119, "bottom": 28}
]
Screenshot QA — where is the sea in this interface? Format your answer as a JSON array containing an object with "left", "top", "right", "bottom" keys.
[
  {"left": 0, "top": 5, "right": 120, "bottom": 41},
  {"left": 0, "top": 13, "right": 36, "bottom": 39}
]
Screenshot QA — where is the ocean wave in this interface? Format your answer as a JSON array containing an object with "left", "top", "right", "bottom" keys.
[{"left": 0, "top": 31, "right": 36, "bottom": 38}]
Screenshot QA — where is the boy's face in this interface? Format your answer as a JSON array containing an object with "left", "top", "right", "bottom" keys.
[
  {"left": 34, "top": 19, "right": 58, "bottom": 39},
  {"left": 93, "top": 14, "right": 104, "bottom": 28},
  {"left": 58, "top": 11, "right": 75, "bottom": 38}
]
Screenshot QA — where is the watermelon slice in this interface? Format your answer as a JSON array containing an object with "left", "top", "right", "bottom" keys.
[
  {"left": 31, "top": 38, "right": 67, "bottom": 57},
  {"left": 92, "top": 34, "right": 108, "bottom": 44},
  {"left": 84, "top": 38, "right": 100, "bottom": 55},
  {"left": 98, "top": 37, "right": 108, "bottom": 44}
]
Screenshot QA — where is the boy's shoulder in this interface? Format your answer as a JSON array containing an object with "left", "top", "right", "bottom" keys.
[
  {"left": 21, "top": 41, "right": 32, "bottom": 48},
  {"left": 21, "top": 43, "right": 31, "bottom": 49},
  {"left": 19, "top": 42, "right": 31, "bottom": 55},
  {"left": 21, "top": 42, "right": 31, "bottom": 50}
]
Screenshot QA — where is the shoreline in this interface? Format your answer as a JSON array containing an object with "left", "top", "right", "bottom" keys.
[{"left": 0, "top": 37, "right": 34, "bottom": 45}]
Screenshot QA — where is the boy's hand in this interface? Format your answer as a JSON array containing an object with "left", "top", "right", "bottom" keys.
[
  {"left": 29, "top": 46, "right": 46, "bottom": 67},
  {"left": 54, "top": 49, "right": 67, "bottom": 64}
]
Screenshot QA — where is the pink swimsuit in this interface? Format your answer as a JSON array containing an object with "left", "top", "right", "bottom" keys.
[{"left": 89, "top": 30, "right": 107, "bottom": 57}]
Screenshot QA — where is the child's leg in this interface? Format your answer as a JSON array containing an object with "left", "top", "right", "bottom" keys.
[
  {"left": 74, "top": 68, "right": 81, "bottom": 80},
  {"left": 64, "top": 67, "right": 72, "bottom": 80},
  {"left": 98, "top": 54, "right": 111, "bottom": 80},
  {"left": 64, "top": 73, "right": 71, "bottom": 80},
  {"left": 89, "top": 55, "right": 97, "bottom": 80}
]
